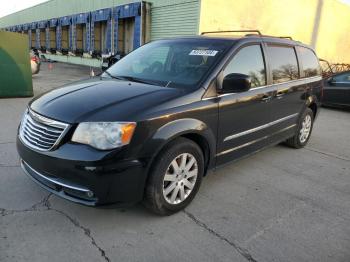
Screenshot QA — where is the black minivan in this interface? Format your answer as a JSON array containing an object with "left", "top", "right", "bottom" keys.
[{"left": 17, "top": 32, "right": 323, "bottom": 215}]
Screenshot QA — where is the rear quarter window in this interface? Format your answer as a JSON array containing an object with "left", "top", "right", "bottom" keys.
[{"left": 297, "top": 47, "right": 321, "bottom": 77}]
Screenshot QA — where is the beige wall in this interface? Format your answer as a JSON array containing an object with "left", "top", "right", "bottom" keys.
[{"left": 199, "top": 0, "right": 350, "bottom": 63}]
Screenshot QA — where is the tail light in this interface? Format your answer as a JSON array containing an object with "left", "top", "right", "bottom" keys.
[{"left": 31, "top": 56, "right": 39, "bottom": 63}]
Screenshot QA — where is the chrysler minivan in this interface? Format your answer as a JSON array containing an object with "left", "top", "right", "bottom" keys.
[{"left": 17, "top": 31, "right": 322, "bottom": 215}]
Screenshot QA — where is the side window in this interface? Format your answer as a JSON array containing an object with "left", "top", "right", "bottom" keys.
[
  {"left": 333, "top": 72, "right": 350, "bottom": 83},
  {"left": 268, "top": 45, "right": 299, "bottom": 84},
  {"left": 298, "top": 47, "right": 321, "bottom": 77},
  {"left": 223, "top": 45, "right": 266, "bottom": 88}
]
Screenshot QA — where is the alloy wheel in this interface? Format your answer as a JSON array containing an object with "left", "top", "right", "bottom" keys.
[
  {"left": 162, "top": 153, "right": 198, "bottom": 205},
  {"left": 299, "top": 114, "right": 312, "bottom": 143}
]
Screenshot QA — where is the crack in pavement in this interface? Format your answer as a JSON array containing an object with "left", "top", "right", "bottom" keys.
[
  {"left": 243, "top": 202, "right": 306, "bottom": 246},
  {"left": 0, "top": 141, "right": 15, "bottom": 145},
  {"left": 0, "top": 194, "right": 51, "bottom": 216},
  {"left": 305, "top": 147, "right": 350, "bottom": 162},
  {"left": 0, "top": 208, "right": 6, "bottom": 216},
  {"left": 1, "top": 194, "right": 111, "bottom": 262},
  {"left": 44, "top": 201, "right": 111, "bottom": 262},
  {"left": 183, "top": 210, "right": 258, "bottom": 262}
]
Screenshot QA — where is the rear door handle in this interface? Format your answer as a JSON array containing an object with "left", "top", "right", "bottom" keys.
[
  {"left": 276, "top": 92, "right": 284, "bottom": 99},
  {"left": 261, "top": 95, "right": 272, "bottom": 102}
]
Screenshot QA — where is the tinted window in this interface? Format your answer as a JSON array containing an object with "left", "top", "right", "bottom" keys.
[
  {"left": 223, "top": 45, "right": 266, "bottom": 88},
  {"left": 298, "top": 47, "right": 321, "bottom": 77},
  {"left": 333, "top": 72, "right": 350, "bottom": 83},
  {"left": 106, "top": 39, "right": 232, "bottom": 89},
  {"left": 268, "top": 46, "right": 299, "bottom": 84}
]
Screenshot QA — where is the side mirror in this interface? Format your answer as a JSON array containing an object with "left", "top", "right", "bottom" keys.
[
  {"left": 328, "top": 77, "right": 336, "bottom": 85},
  {"left": 220, "top": 73, "right": 251, "bottom": 94}
]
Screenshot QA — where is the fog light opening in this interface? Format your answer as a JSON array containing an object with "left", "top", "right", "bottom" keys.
[{"left": 86, "top": 191, "right": 94, "bottom": 198}]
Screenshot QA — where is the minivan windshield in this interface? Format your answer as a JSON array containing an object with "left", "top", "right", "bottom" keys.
[{"left": 104, "top": 39, "right": 233, "bottom": 89}]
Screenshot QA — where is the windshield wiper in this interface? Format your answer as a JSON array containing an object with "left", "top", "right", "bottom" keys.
[
  {"left": 116, "top": 76, "right": 162, "bottom": 86},
  {"left": 103, "top": 73, "right": 164, "bottom": 87},
  {"left": 102, "top": 71, "right": 125, "bottom": 81}
]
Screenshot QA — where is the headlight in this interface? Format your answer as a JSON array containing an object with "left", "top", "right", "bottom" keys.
[{"left": 71, "top": 122, "right": 136, "bottom": 150}]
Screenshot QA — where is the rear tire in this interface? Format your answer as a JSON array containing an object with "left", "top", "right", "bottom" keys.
[
  {"left": 143, "top": 137, "right": 204, "bottom": 216},
  {"left": 286, "top": 108, "right": 314, "bottom": 149}
]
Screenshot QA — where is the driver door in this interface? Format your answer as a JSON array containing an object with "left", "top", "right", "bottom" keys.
[
  {"left": 216, "top": 44, "right": 274, "bottom": 165},
  {"left": 324, "top": 72, "right": 350, "bottom": 106}
]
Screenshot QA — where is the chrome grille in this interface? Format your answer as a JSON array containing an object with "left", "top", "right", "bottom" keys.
[{"left": 19, "top": 109, "right": 69, "bottom": 151}]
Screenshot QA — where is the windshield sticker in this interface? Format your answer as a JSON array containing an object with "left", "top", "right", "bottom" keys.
[{"left": 189, "top": 50, "right": 219, "bottom": 56}]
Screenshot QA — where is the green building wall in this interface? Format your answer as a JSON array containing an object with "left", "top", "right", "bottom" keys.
[
  {"left": 150, "top": 1, "right": 200, "bottom": 40},
  {"left": 0, "top": 0, "right": 200, "bottom": 67},
  {"left": 0, "top": 0, "right": 200, "bottom": 40}
]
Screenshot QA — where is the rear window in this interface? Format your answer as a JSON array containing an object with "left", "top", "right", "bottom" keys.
[
  {"left": 268, "top": 45, "right": 299, "bottom": 84},
  {"left": 297, "top": 47, "right": 321, "bottom": 77}
]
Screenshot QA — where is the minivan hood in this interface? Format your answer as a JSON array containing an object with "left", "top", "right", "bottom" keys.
[{"left": 30, "top": 78, "right": 182, "bottom": 123}]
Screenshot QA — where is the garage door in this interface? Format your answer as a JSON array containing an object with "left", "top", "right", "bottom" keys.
[{"left": 151, "top": 0, "right": 200, "bottom": 40}]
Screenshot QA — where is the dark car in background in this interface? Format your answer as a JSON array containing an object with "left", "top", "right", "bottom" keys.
[
  {"left": 17, "top": 32, "right": 323, "bottom": 215},
  {"left": 101, "top": 53, "right": 124, "bottom": 71},
  {"left": 322, "top": 71, "right": 350, "bottom": 108}
]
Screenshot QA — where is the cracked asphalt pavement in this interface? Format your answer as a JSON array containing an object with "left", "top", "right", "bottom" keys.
[{"left": 1, "top": 63, "right": 350, "bottom": 262}]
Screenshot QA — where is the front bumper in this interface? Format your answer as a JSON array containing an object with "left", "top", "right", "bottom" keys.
[{"left": 17, "top": 137, "right": 147, "bottom": 206}]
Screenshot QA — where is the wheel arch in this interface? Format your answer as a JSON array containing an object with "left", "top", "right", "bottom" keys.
[
  {"left": 308, "top": 102, "right": 318, "bottom": 118},
  {"left": 180, "top": 133, "right": 211, "bottom": 174},
  {"left": 305, "top": 95, "right": 319, "bottom": 118},
  {"left": 141, "top": 118, "right": 216, "bottom": 179}
]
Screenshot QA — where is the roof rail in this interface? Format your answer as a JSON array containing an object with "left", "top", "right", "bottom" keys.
[
  {"left": 245, "top": 34, "right": 294, "bottom": 40},
  {"left": 278, "top": 36, "right": 293, "bottom": 40},
  {"left": 201, "top": 30, "right": 262, "bottom": 36},
  {"left": 200, "top": 30, "right": 296, "bottom": 41}
]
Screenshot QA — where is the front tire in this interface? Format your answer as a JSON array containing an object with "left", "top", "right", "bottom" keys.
[
  {"left": 143, "top": 138, "right": 204, "bottom": 215},
  {"left": 286, "top": 108, "right": 314, "bottom": 148}
]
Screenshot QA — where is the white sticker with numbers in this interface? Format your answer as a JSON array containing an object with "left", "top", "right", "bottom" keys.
[{"left": 189, "top": 50, "right": 218, "bottom": 56}]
